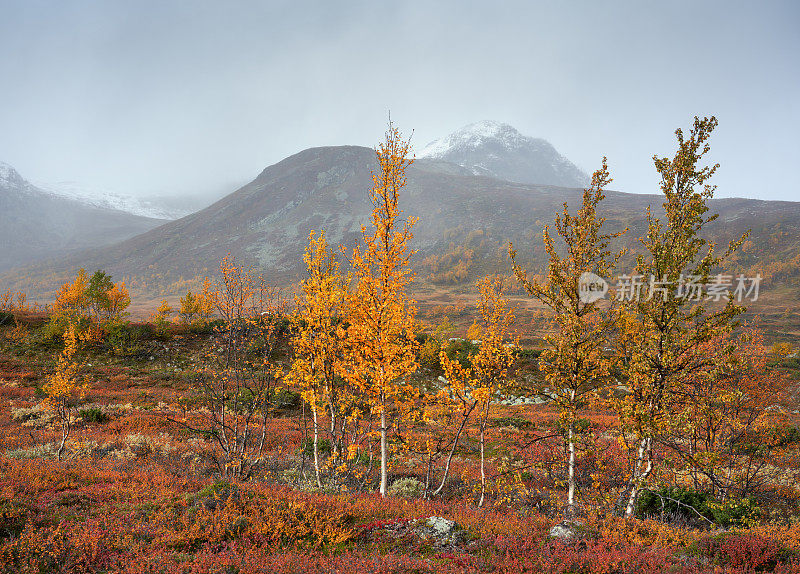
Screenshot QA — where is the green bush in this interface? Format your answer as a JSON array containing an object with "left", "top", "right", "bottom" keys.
[
  {"left": 42, "top": 315, "right": 94, "bottom": 342},
  {"left": 712, "top": 498, "right": 760, "bottom": 527},
  {"left": 189, "top": 318, "right": 222, "bottom": 335},
  {"left": 272, "top": 389, "right": 301, "bottom": 410},
  {"left": 491, "top": 416, "right": 532, "bottom": 429},
  {"left": 774, "top": 424, "right": 800, "bottom": 446},
  {"left": 553, "top": 417, "right": 591, "bottom": 437},
  {"left": 443, "top": 338, "right": 479, "bottom": 368},
  {"left": 388, "top": 477, "right": 424, "bottom": 498},
  {"left": 0, "top": 497, "right": 29, "bottom": 540},
  {"left": 194, "top": 480, "right": 233, "bottom": 500},
  {"left": 301, "top": 438, "right": 332, "bottom": 457},
  {"left": 637, "top": 486, "right": 711, "bottom": 523},
  {"left": 79, "top": 407, "right": 109, "bottom": 424},
  {"left": 104, "top": 320, "right": 147, "bottom": 356},
  {"left": 637, "top": 486, "right": 760, "bottom": 527},
  {"left": 513, "top": 348, "right": 542, "bottom": 361}
]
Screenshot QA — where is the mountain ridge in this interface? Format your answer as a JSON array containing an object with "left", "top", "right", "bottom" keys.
[
  {"left": 0, "top": 161, "right": 166, "bottom": 272},
  {"left": 2, "top": 145, "right": 798, "bottom": 321}
]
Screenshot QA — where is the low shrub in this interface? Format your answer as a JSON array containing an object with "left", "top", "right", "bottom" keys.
[
  {"left": 0, "top": 497, "right": 28, "bottom": 540},
  {"left": 774, "top": 424, "right": 800, "bottom": 447},
  {"left": 79, "top": 407, "right": 110, "bottom": 424},
  {"left": 301, "top": 438, "right": 332, "bottom": 457},
  {"left": 5, "top": 443, "right": 56, "bottom": 459},
  {"left": 273, "top": 388, "right": 302, "bottom": 411},
  {"left": 10, "top": 404, "right": 54, "bottom": 427},
  {"left": 696, "top": 532, "right": 789, "bottom": 571},
  {"left": 513, "top": 347, "right": 542, "bottom": 361},
  {"left": 387, "top": 477, "right": 424, "bottom": 498},
  {"left": 111, "top": 433, "right": 177, "bottom": 459},
  {"left": 637, "top": 486, "right": 760, "bottom": 528},
  {"left": 443, "top": 338, "right": 479, "bottom": 368},
  {"left": 104, "top": 321, "right": 148, "bottom": 357},
  {"left": 491, "top": 416, "right": 532, "bottom": 429},
  {"left": 553, "top": 417, "right": 591, "bottom": 437}
]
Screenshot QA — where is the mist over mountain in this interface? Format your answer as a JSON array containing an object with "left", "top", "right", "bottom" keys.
[
  {"left": 3, "top": 145, "right": 798, "bottom": 318},
  {"left": 417, "top": 121, "right": 589, "bottom": 188},
  {"left": 0, "top": 161, "right": 165, "bottom": 272},
  {"left": 31, "top": 180, "right": 207, "bottom": 220}
]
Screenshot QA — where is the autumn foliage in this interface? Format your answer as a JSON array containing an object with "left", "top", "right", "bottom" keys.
[
  {"left": 49, "top": 268, "right": 130, "bottom": 342},
  {"left": 341, "top": 121, "right": 419, "bottom": 496},
  {"left": 0, "top": 117, "right": 799, "bottom": 573}
]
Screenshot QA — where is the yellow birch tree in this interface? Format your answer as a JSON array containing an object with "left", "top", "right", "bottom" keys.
[
  {"left": 509, "top": 158, "right": 625, "bottom": 518},
  {"left": 343, "top": 121, "right": 419, "bottom": 496},
  {"left": 43, "top": 324, "right": 88, "bottom": 460},
  {"left": 179, "top": 278, "right": 215, "bottom": 329},
  {"left": 439, "top": 276, "right": 515, "bottom": 506},
  {"left": 288, "top": 230, "right": 348, "bottom": 487},
  {"left": 613, "top": 116, "right": 748, "bottom": 517},
  {"left": 152, "top": 300, "right": 173, "bottom": 338}
]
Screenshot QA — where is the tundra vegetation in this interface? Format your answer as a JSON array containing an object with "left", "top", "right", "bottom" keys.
[{"left": 0, "top": 118, "right": 799, "bottom": 573}]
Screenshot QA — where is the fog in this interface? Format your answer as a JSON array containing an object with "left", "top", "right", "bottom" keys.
[{"left": 1, "top": 0, "right": 798, "bottom": 201}]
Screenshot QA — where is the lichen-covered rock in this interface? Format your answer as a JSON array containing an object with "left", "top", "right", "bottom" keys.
[
  {"left": 415, "top": 516, "right": 464, "bottom": 546},
  {"left": 549, "top": 520, "right": 583, "bottom": 540}
]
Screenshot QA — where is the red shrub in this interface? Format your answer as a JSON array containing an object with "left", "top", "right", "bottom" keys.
[{"left": 697, "top": 533, "right": 788, "bottom": 572}]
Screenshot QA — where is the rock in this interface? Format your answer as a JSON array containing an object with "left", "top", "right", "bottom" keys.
[
  {"left": 415, "top": 516, "right": 463, "bottom": 546},
  {"left": 549, "top": 520, "right": 583, "bottom": 540}
]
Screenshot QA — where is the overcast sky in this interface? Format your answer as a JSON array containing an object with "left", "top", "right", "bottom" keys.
[{"left": 1, "top": 0, "right": 798, "bottom": 201}]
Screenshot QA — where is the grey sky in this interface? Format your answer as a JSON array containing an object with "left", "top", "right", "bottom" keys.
[{"left": 1, "top": 0, "right": 798, "bottom": 201}]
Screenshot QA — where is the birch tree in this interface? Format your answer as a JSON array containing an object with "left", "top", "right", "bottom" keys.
[
  {"left": 613, "top": 116, "right": 747, "bottom": 517},
  {"left": 439, "top": 276, "right": 515, "bottom": 506},
  {"left": 343, "top": 121, "right": 419, "bottom": 496},
  {"left": 288, "top": 230, "right": 348, "bottom": 487},
  {"left": 510, "top": 158, "right": 624, "bottom": 518}
]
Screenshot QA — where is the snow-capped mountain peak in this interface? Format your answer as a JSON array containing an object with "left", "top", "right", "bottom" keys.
[
  {"left": 0, "top": 161, "right": 27, "bottom": 188},
  {"left": 416, "top": 121, "right": 588, "bottom": 188},
  {"left": 418, "top": 121, "right": 524, "bottom": 158}
]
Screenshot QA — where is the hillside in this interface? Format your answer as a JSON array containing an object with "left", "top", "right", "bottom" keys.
[
  {"left": 0, "top": 162, "right": 166, "bottom": 272},
  {"left": 2, "top": 146, "right": 799, "bottom": 332}
]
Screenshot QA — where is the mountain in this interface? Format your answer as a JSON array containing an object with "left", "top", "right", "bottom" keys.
[
  {"left": 3, "top": 147, "right": 799, "bottom": 331},
  {"left": 417, "top": 121, "right": 589, "bottom": 188},
  {"left": 32, "top": 180, "right": 205, "bottom": 220},
  {"left": 0, "top": 162, "right": 166, "bottom": 272}
]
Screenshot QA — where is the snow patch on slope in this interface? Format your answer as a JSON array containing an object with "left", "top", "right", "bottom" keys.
[
  {"left": 2, "top": 160, "right": 188, "bottom": 219},
  {"left": 33, "top": 180, "right": 188, "bottom": 220}
]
